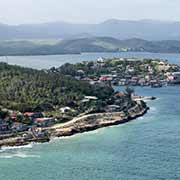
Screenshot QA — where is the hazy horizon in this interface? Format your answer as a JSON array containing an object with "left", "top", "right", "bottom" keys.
[
  {"left": 0, "top": 0, "right": 180, "bottom": 25},
  {"left": 0, "top": 18, "right": 179, "bottom": 26}
]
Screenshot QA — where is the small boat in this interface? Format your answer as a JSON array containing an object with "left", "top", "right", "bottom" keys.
[{"left": 151, "top": 83, "right": 162, "bottom": 88}]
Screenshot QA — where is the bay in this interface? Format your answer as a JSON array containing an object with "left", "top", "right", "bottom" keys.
[{"left": 0, "top": 52, "right": 180, "bottom": 69}]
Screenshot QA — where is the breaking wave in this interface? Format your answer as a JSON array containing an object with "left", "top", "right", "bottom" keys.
[
  {"left": 0, "top": 143, "right": 33, "bottom": 152},
  {"left": 0, "top": 152, "right": 40, "bottom": 159}
]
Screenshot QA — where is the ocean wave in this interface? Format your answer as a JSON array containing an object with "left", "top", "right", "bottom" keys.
[
  {"left": 150, "top": 106, "right": 157, "bottom": 112},
  {"left": 0, "top": 143, "right": 33, "bottom": 152},
  {"left": 138, "top": 116, "right": 145, "bottom": 120},
  {"left": 50, "top": 129, "right": 102, "bottom": 143},
  {"left": 0, "top": 152, "right": 40, "bottom": 159}
]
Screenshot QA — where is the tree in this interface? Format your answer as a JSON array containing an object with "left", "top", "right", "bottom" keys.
[
  {"left": 124, "top": 87, "right": 134, "bottom": 101},
  {"left": 16, "top": 114, "right": 24, "bottom": 123},
  {"left": 0, "top": 109, "right": 9, "bottom": 119}
]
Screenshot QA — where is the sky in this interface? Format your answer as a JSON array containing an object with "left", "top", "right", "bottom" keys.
[{"left": 0, "top": 0, "right": 179, "bottom": 25}]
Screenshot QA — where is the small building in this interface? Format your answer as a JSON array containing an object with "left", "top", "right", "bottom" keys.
[
  {"left": 124, "top": 74, "right": 132, "bottom": 79},
  {"left": 81, "top": 96, "right": 98, "bottom": 104},
  {"left": 119, "top": 79, "right": 126, "bottom": 86},
  {"left": 158, "top": 61, "right": 170, "bottom": 71},
  {"left": 138, "top": 79, "right": 146, "bottom": 86},
  {"left": 106, "top": 105, "right": 121, "bottom": 112},
  {"left": 24, "top": 112, "right": 43, "bottom": 119},
  {"left": 168, "top": 72, "right": 180, "bottom": 84},
  {"left": 127, "top": 67, "right": 135, "bottom": 73},
  {"left": 75, "top": 76, "right": 81, "bottom": 80},
  {"left": 34, "top": 118, "right": 55, "bottom": 127},
  {"left": 11, "top": 122, "right": 28, "bottom": 132},
  {"left": 81, "top": 77, "right": 92, "bottom": 82},
  {"left": 0, "top": 119, "right": 9, "bottom": 132},
  {"left": 84, "top": 96, "right": 98, "bottom": 100},
  {"left": 97, "top": 57, "right": 105, "bottom": 63},
  {"left": 9, "top": 116, "right": 17, "bottom": 120},
  {"left": 99, "top": 76, "right": 113, "bottom": 81},
  {"left": 77, "top": 69, "right": 85, "bottom": 74},
  {"left": 89, "top": 80, "right": 96, "bottom": 85},
  {"left": 128, "top": 79, "right": 138, "bottom": 86},
  {"left": 60, "top": 107, "right": 71, "bottom": 114},
  {"left": 115, "top": 92, "right": 126, "bottom": 98}
]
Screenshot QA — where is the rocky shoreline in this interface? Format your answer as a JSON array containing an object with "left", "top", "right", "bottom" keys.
[
  {"left": 49, "top": 101, "right": 149, "bottom": 137},
  {"left": 0, "top": 101, "right": 149, "bottom": 148}
]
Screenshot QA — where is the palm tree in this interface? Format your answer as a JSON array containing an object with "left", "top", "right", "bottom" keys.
[{"left": 124, "top": 86, "right": 134, "bottom": 101}]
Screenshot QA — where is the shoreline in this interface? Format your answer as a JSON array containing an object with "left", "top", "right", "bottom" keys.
[
  {"left": 1, "top": 51, "right": 180, "bottom": 58},
  {"left": 0, "top": 101, "right": 149, "bottom": 148},
  {"left": 49, "top": 102, "right": 149, "bottom": 138}
]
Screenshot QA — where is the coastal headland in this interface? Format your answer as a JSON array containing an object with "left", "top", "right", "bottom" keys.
[
  {"left": 49, "top": 100, "right": 149, "bottom": 138},
  {"left": 0, "top": 100, "right": 149, "bottom": 148}
]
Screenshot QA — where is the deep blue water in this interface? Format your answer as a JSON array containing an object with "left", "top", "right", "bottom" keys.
[{"left": 0, "top": 52, "right": 180, "bottom": 180}]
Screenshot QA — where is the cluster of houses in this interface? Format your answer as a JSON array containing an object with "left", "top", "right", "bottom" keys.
[
  {"left": 0, "top": 111, "right": 56, "bottom": 134},
  {"left": 74, "top": 58, "right": 180, "bottom": 87},
  {"left": 0, "top": 106, "right": 77, "bottom": 135},
  {"left": 0, "top": 94, "right": 104, "bottom": 136},
  {"left": 0, "top": 96, "right": 105, "bottom": 136}
]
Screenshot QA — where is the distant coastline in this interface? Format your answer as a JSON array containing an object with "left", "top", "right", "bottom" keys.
[
  {"left": 1, "top": 37, "right": 180, "bottom": 57},
  {"left": 1, "top": 51, "right": 180, "bottom": 58}
]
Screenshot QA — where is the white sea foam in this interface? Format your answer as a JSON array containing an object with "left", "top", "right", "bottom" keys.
[
  {"left": 0, "top": 149, "right": 6, "bottom": 153},
  {"left": 0, "top": 143, "right": 33, "bottom": 151},
  {"left": 150, "top": 106, "right": 157, "bottom": 112},
  {"left": 138, "top": 116, "right": 145, "bottom": 120},
  {"left": 0, "top": 154, "right": 40, "bottom": 159},
  {"left": 0, "top": 152, "right": 40, "bottom": 159},
  {"left": 50, "top": 130, "right": 100, "bottom": 142}
]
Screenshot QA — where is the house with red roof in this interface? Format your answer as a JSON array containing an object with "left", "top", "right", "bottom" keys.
[
  {"left": 24, "top": 112, "right": 43, "bottom": 119},
  {"left": 34, "top": 118, "right": 55, "bottom": 127},
  {"left": 11, "top": 122, "right": 28, "bottom": 132}
]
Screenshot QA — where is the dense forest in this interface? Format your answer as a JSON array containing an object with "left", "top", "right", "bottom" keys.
[{"left": 0, "top": 63, "right": 114, "bottom": 112}]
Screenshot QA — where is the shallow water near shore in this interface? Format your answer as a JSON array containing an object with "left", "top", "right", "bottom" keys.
[{"left": 1, "top": 52, "right": 180, "bottom": 180}]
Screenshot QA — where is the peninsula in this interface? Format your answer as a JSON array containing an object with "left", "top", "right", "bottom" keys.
[{"left": 0, "top": 58, "right": 167, "bottom": 147}]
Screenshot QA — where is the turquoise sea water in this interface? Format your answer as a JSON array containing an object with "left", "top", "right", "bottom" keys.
[{"left": 0, "top": 52, "right": 180, "bottom": 180}]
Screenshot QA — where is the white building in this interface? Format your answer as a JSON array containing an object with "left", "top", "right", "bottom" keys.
[{"left": 168, "top": 72, "right": 180, "bottom": 84}]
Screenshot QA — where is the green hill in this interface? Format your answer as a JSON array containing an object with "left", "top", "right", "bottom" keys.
[
  {"left": 0, "top": 63, "right": 114, "bottom": 112},
  {"left": 1, "top": 37, "right": 180, "bottom": 55}
]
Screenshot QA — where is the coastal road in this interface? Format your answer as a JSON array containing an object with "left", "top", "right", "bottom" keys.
[{"left": 46, "top": 112, "right": 124, "bottom": 130}]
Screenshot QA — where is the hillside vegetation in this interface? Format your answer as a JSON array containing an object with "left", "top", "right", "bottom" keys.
[
  {"left": 0, "top": 63, "right": 114, "bottom": 112},
  {"left": 1, "top": 37, "right": 180, "bottom": 56}
]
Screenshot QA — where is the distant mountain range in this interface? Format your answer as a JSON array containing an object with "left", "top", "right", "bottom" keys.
[
  {"left": 1, "top": 19, "right": 180, "bottom": 40},
  {"left": 1, "top": 37, "right": 180, "bottom": 56}
]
